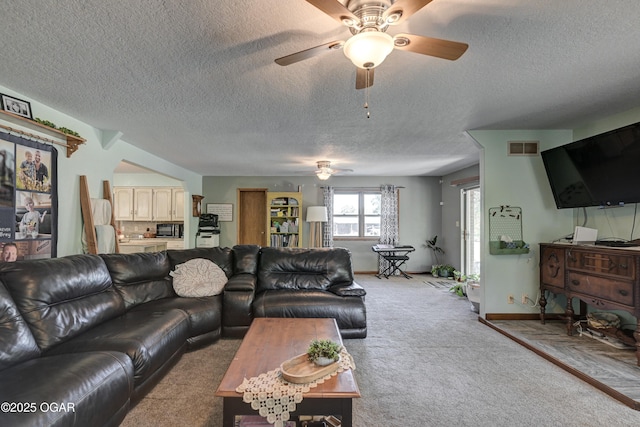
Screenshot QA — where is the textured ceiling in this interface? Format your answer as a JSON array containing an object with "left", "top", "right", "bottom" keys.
[{"left": 2, "top": 1, "right": 640, "bottom": 177}]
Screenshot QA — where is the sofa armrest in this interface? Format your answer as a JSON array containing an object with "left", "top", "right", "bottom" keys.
[
  {"left": 222, "top": 273, "right": 256, "bottom": 332},
  {"left": 328, "top": 281, "right": 366, "bottom": 297}
]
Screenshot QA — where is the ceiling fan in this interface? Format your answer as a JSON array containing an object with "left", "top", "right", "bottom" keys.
[
  {"left": 275, "top": 0, "right": 469, "bottom": 89},
  {"left": 311, "top": 160, "right": 353, "bottom": 180}
]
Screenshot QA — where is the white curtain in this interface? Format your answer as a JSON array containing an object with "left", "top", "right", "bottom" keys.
[
  {"left": 378, "top": 184, "right": 399, "bottom": 274},
  {"left": 322, "top": 186, "right": 334, "bottom": 248}
]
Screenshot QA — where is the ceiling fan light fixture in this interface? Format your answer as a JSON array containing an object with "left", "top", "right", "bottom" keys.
[
  {"left": 316, "top": 160, "right": 333, "bottom": 180},
  {"left": 316, "top": 170, "right": 332, "bottom": 180},
  {"left": 343, "top": 31, "right": 394, "bottom": 69}
]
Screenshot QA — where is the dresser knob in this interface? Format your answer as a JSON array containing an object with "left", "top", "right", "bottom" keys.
[{"left": 619, "top": 289, "right": 629, "bottom": 296}]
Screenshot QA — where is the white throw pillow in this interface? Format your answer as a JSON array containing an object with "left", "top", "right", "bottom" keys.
[{"left": 170, "top": 258, "right": 228, "bottom": 297}]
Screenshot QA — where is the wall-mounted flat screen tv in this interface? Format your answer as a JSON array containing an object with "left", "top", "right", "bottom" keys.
[{"left": 541, "top": 121, "right": 640, "bottom": 209}]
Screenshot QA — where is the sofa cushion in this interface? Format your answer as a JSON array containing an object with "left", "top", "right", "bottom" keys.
[
  {"left": 0, "top": 281, "right": 41, "bottom": 371},
  {"left": 257, "top": 247, "right": 355, "bottom": 292},
  {"left": 0, "top": 255, "right": 125, "bottom": 351},
  {"left": 167, "top": 247, "right": 233, "bottom": 277},
  {"left": 170, "top": 258, "right": 228, "bottom": 297},
  {"left": 100, "top": 252, "right": 174, "bottom": 309},
  {"left": 45, "top": 309, "right": 189, "bottom": 391},
  {"left": 253, "top": 289, "right": 367, "bottom": 334},
  {"left": 130, "top": 294, "right": 222, "bottom": 347},
  {"left": 0, "top": 351, "right": 133, "bottom": 427}
]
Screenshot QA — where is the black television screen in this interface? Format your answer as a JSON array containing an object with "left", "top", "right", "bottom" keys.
[{"left": 541, "top": 121, "right": 640, "bottom": 209}]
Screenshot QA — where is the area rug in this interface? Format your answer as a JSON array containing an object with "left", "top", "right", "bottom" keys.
[{"left": 423, "top": 280, "right": 454, "bottom": 290}]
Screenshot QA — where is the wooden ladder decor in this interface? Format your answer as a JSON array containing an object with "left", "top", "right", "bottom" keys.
[{"left": 79, "top": 175, "right": 120, "bottom": 254}]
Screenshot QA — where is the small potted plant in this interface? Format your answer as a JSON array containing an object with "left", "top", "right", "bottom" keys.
[
  {"left": 453, "top": 270, "right": 466, "bottom": 282},
  {"left": 307, "top": 339, "right": 342, "bottom": 366},
  {"left": 423, "top": 235, "right": 445, "bottom": 267},
  {"left": 438, "top": 264, "right": 455, "bottom": 279},
  {"left": 449, "top": 282, "right": 467, "bottom": 297},
  {"left": 431, "top": 264, "right": 442, "bottom": 277}
]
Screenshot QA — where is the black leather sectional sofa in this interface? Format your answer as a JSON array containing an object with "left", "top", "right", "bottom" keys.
[{"left": 0, "top": 245, "right": 366, "bottom": 426}]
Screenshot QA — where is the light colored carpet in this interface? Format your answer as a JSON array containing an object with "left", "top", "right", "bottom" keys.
[{"left": 121, "top": 274, "right": 640, "bottom": 426}]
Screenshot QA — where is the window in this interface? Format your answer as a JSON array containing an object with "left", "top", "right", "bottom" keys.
[{"left": 333, "top": 190, "right": 381, "bottom": 238}]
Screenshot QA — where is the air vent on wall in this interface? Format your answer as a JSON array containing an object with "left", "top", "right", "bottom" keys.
[{"left": 508, "top": 141, "right": 539, "bottom": 156}]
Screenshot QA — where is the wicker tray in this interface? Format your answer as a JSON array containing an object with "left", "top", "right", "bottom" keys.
[{"left": 280, "top": 353, "right": 340, "bottom": 384}]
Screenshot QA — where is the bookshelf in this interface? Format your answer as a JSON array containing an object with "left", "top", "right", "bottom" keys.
[{"left": 266, "top": 192, "right": 302, "bottom": 247}]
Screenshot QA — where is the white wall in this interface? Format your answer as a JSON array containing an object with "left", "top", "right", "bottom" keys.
[
  {"left": 0, "top": 85, "right": 203, "bottom": 255},
  {"left": 202, "top": 175, "right": 441, "bottom": 272},
  {"left": 469, "top": 130, "right": 574, "bottom": 316}
]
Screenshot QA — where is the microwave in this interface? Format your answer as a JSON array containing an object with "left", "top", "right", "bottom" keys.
[{"left": 156, "top": 223, "right": 183, "bottom": 238}]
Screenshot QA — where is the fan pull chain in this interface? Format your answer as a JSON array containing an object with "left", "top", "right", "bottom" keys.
[{"left": 364, "top": 68, "right": 370, "bottom": 118}]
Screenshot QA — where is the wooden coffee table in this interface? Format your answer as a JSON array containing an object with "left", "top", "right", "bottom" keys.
[{"left": 215, "top": 318, "right": 360, "bottom": 426}]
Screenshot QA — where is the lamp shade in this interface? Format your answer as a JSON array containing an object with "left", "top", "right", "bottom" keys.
[
  {"left": 343, "top": 31, "right": 394, "bottom": 69},
  {"left": 306, "top": 206, "right": 328, "bottom": 222}
]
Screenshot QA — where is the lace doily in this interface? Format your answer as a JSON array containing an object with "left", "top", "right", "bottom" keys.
[{"left": 236, "top": 348, "right": 355, "bottom": 427}]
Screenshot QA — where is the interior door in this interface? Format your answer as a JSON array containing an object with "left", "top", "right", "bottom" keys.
[{"left": 237, "top": 188, "right": 267, "bottom": 245}]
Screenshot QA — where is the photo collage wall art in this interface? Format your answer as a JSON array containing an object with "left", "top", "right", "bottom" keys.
[{"left": 0, "top": 131, "right": 57, "bottom": 262}]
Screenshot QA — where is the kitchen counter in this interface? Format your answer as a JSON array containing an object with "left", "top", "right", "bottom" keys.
[
  {"left": 118, "top": 240, "right": 168, "bottom": 254},
  {"left": 119, "top": 237, "right": 184, "bottom": 251}
]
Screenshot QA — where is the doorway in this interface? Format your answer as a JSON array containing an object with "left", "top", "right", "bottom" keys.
[
  {"left": 237, "top": 188, "right": 267, "bottom": 245},
  {"left": 461, "top": 186, "right": 481, "bottom": 277}
]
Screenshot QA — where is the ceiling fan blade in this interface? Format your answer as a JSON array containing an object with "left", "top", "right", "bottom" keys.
[
  {"left": 383, "top": 0, "right": 433, "bottom": 25},
  {"left": 393, "top": 33, "right": 468, "bottom": 60},
  {"left": 275, "top": 40, "right": 344, "bottom": 66},
  {"left": 305, "top": 0, "right": 359, "bottom": 25},
  {"left": 355, "top": 67, "right": 374, "bottom": 90}
]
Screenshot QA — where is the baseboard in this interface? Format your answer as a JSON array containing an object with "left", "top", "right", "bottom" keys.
[{"left": 484, "top": 313, "right": 564, "bottom": 321}]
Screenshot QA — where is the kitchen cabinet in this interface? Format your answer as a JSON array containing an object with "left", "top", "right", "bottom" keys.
[
  {"left": 153, "top": 238, "right": 185, "bottom": 250},
  {"left": 114, "top": 187, "right": 153, "bottom": 221},
  {"left": 171, "top": 188, "right": 185, "bottom": 221},
  {"left": 114, "top": 187, "right": 184, "bottom": 221},
  {"left": 153, "top": 188, "right": 173, "bottom": 221}
]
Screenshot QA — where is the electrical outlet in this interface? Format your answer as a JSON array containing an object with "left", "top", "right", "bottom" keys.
[
  {"left": 134, "top": 226, "right": 139, "bottom": 231},
  {"left": 521, "top": 294, "right": 529, "bottom": 304},
  {"left": 507, "top": 294, "right": 514, "bottom": 304}
]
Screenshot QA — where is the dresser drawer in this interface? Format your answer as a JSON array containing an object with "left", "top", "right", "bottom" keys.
[
  {"left": 567, "top": 272, "right": 634, "bottom": 306},
  {"left": 540, "top": 246, "right": 565, "bottom": 288},
  {"left": 567, "top": 250, "right": 635, "bottom": 279}
]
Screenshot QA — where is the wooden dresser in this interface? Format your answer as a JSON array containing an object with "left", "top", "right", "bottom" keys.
[{"left": 539, "top": 243, "right": 640, "bottom": 365}]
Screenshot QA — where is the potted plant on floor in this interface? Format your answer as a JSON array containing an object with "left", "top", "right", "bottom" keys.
[
  {"left": 431, "top": 264, "right": 442, "bottom": 277},
  {"left": 438, "top": 264, "right": 455, "bottom": 279},
  {"left": 450, "top": 282, "right": 467, "bottom": 297},
  {"left": 423, "top": 235, "right": 445, "bottom": 274}
]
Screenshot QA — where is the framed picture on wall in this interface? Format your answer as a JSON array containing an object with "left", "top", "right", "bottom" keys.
[{"left": 1, "top": 94, "right": 33, "bottom": 119}]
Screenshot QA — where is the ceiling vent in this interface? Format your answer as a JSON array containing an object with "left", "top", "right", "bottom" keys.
[{"left": 508, "top": 141, "right": 539, "bottom": 156}]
